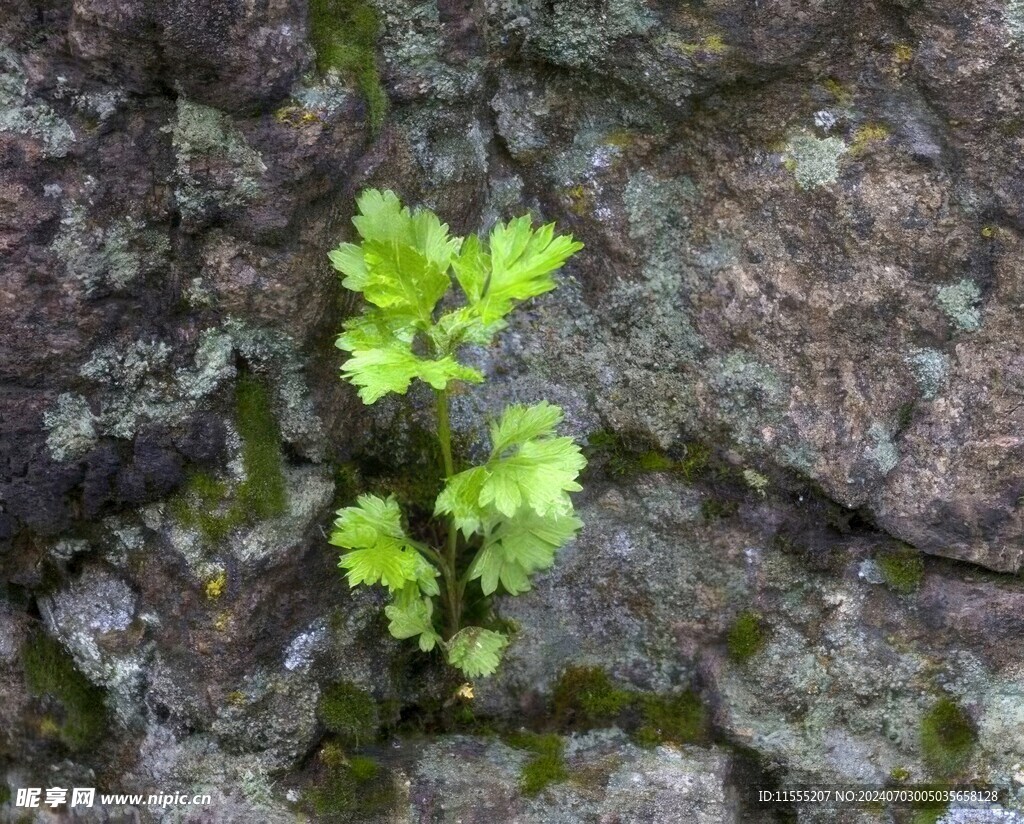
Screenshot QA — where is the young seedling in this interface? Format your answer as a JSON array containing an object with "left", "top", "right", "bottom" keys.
[{"left": 329, "top": 190, "right": 586, "bottom": 678}]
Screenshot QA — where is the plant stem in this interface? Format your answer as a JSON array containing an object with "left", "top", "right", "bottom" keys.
[{"left": 435, "top": 388, "right": 461, "bottom": 639}]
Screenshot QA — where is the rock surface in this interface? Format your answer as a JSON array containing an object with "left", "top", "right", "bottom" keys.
[{"left": 2, "top": 0, "right": 1024, "bottom": 822}]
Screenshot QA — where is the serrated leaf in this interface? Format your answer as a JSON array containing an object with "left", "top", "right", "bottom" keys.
[
  {"left": 475, "top": 216, "right": 583, "bottom": 324},
  {"left": 328, "top": 243, "right": 369, "bottom": 290},
  {"left": 343, "top": 189, "right": 461, "bottom": 327},
  {"left": 445, "top": 627, "right": 509, "bottom": 678},
  {"left": 339, "top": 342, "right": 483, "bottom": 404},
  {"left": 350, "top": 189, "right": 412, "bottom": 246},
  {"left": 330, "top": 493, "right": 405, "bottom": 547},
  {"left": 429, "top": 306, "right": 498, "bottom": 351},
  {"left": 385, "top": 588, "right": 441, "bottom": 651},
  {"left": 331, "top": 495, "right": 434, "bottom": 594},
  {"left": 360, "top": 239, "right": 450, "bottom": 327},
  {"left": 470, "top": 508, "right": 582, "bottom": 595},
  {"left": 480, "top": 436, "right": 586, "bottom": 518},
  {"left": 489, "top": 401, "right": 564, "bottom": 455},
  {"left": 434, "top": 466, "right": 488, "bottom": 537},
  {"left": 452, "top": 232, "right": 488, "bottom": 302}
]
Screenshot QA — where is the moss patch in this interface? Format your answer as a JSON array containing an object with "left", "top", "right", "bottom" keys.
[
  {"left": 308, "top": 0, "right": 388, "bottom": 134},
  {"left": 172, "top": 374, "right": 286, "bottom": 542},
  {"left": 235, "top": 373, "right": 287, "bottom": 518},
  {"left": 552, "top": 666, "right": 633, "bottom": 728},
  {"left": 850, "top": 123, "right": 889, "bottom": 155},
  {"left": 586, "top": 431, "right": 713, "bottom": 481},
  {"left": 920, "top": 698, "right": 976, "bottom": 778},
  {"left": 22, "top": 632, "right": 107, "bottom": 751},
  {"left": 634, "top": 691, "right": 707, "bottom": 747},
  {"left": 308, "top": 749, "right": 394, "bottom": 821},
  {"left": 506, "top": 732, "right": 569, "bottom": 796},
  {"left": 726, "top": 611, "right": 765, "bottom": 663},
  {"left": 876, "top": 546, "right": 924, "bottom": 594},
  {"left": 318, "top": 682, "right": 380, "bottom": 747}
]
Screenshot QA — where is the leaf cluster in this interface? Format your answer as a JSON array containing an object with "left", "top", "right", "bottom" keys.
[{"left": 328, "top": 190, "right": 585, "bottom": 679}]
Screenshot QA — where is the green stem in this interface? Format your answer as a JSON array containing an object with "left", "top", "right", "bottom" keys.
[{"left": 435, "top": 388, "right": 461, "bottom": 639}]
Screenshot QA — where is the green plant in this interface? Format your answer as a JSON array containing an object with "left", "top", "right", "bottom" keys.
[
  {"left": 328, "top": 190, "right": 585, "bottom": 679},
  {"left": 919, "top": 697, "right": 976, "bottom": 778},
  {"left": 308, "top": 750, "right": 394, "bottom": 821}
]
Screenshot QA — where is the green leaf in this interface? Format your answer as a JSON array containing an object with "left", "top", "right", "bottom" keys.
[
  {"left": 489, "top": 401, "right": 564, "bottom": 455},
  {"left": 360, "top": 239, "right": 450, "bottom": 327},
  {"left": 451, "top": 232, "right": 488, "bottom": 302},
  {"left": 339, "top": 340, "right": 483, "bottom": 404},
  {"left": 385, "top": 588, "right": 442, "bottom": 651},
  {"left": 429, "top": 306, "right": 497, "bottom": 351},
  {"left": 331, "top": 495, "right": 436, "bottom": 594},
  {"left": 434, "top": 466, "right": 488, "bottom": 537},
  {"left": 480, "top": 436, "right": 586, "bottom": 518},
  {"left": 328, "top": 243, "right": 368, "bottom": 290},
  {"left": 330, "top": 493, "right": 405, "bottom": 547},
  {"left": 471, "top": 509, "right": 582, "bottom": 595},
  {"left": 445, "top": 627, "right": 509, "bottom": 678},
  {"left": 341, "top": 189, "right": 462, "bottom": 327},
  {"left": 349, "top": 188, "right": 428, "bottom": 249},
  {"left": 476, "top": 216, "right": 583, "bottom": 324}
]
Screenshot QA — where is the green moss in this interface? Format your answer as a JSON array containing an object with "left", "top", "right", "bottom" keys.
[
  {"left": 506, "top": 732, "right": 569, "bottom": 796},
  {"left": 552, "top": 666, "right": 633, "bottom": 728},
  {"left": 700, "top": 497, "right": 738, "bottom": 520},
  {"left": 308, "top": 0, "right": 388, "bottom": 134},
  {"left": 889, "top": 766, "right": 911, "bottom": 782},
  {"left": 849, "top": 123, "right": 890, "bottom": 156},
  {"left": 586, "top": 431, "right": 708, "bottom": 479},
  {"left": 920, "top": 698, "right": 976, "bottom": 778},
  {"left": 318, "top": 682, "right": 380, "bottom": 746},
  {"left": 634, "top": 691, "right": 707, "bottom": 747},
  {"left": 726, "top": 611, "right": 765, "bottom": 663},
  {"left": 679, "top": 441, "right": 711, "bottom": 481},
  {"left": 171, "top": 375, "right": 286, "bottom": 542},
  {"left": 308, "top": 754, "right": 394, "bottom": 821},
  {"left": 823, "top": 77, "right": 853, "bottom": 106},
  {"left": 332, "top": 462, "right": 362, "bottom": 508},
  {"left": 876, "top": 546, "right": 925, "bottom": 594},
  {"left": 347, "top": 755, "right": 379, "bottom": 782},
  {"left": 22, "top": 632, "right": 107, "bottom": 751},
  {"left": 911, "top": 805, "right": 948, "bottom": 824},
  {"left": 171, "top": 472, "right": 244, "bottom": 542},
  {"left": 637, "top": 451, "right": 674, "bottom": 471},
  {"left": 235, "top": 373, "right": 287, "bottom": 520},
  {"left": 0, "top": 784, "right": 9, "bottom": 805}
]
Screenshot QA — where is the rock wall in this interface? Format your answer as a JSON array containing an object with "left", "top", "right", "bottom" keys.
[{"left": 2, "top": 0, "right": 1024, "bottom": 821}]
